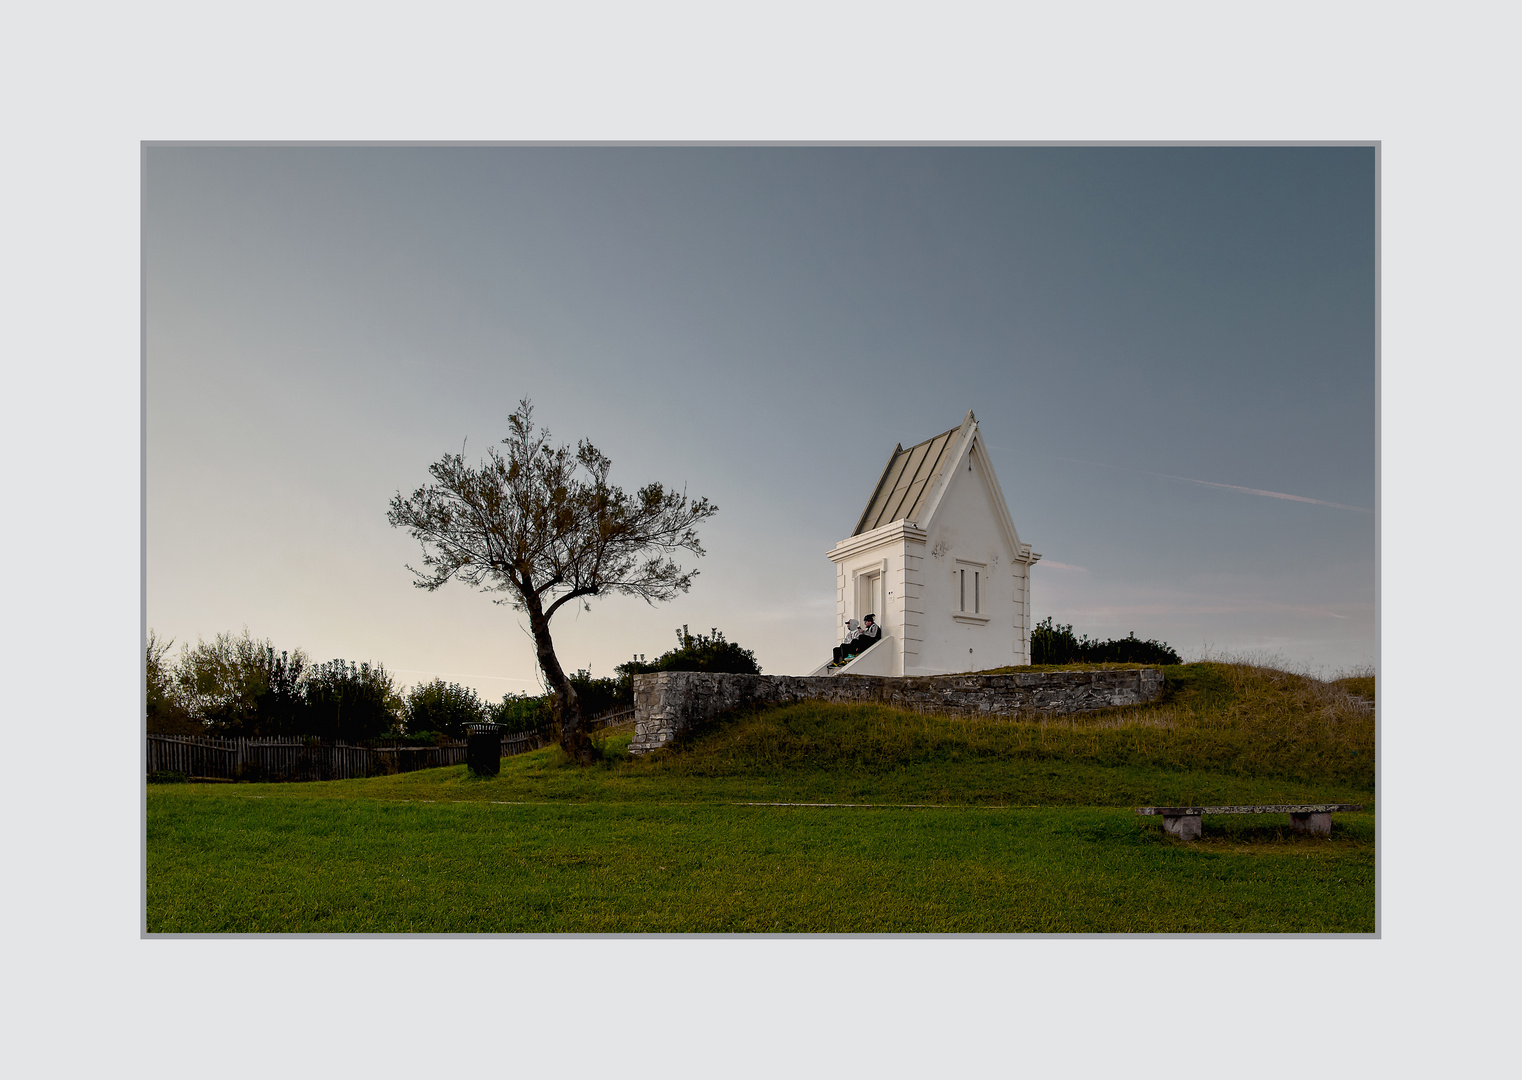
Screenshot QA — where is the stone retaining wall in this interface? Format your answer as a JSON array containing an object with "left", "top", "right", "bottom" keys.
[{"left": 628, "top": 668, "right": 1165, "bottom": 755}]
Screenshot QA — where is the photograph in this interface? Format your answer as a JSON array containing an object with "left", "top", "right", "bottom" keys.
[{"left": 144, "top": 144, "right": 1376, "bottom": 933}]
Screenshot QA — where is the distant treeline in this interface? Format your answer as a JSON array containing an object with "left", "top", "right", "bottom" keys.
[
  {"left": 147, "top": 625, "right": 760, "bottom": 741},
  {"left": 1029, "top": 617, "right": 1181, "bottom": 666}
]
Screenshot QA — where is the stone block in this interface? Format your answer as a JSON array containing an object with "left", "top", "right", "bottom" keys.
[
  {"left": 1290, "top": 811, "right": 1332, "bottom": 837},
  {"left": 1162, "top": 813, "right": 1202, "bottom": 841}
]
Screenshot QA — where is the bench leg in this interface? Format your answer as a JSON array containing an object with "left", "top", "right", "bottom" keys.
[
  {"left": 1290, "top": 812, "right": 1332, "bottom": 837},
  {"left": 1162, "top": 813, "right": 1202, "bottom": 841}
]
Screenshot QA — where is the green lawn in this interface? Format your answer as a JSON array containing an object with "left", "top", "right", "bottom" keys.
[
  {"left": 148, "top": 791, "right": 1373, "bottom": 933},
  {"left": 146, "top": 665, "right": 1376, "bottom": 933}
]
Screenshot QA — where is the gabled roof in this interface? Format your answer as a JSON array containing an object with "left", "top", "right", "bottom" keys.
[{"left": 852, "top": 413, "right": 973, "bottom": 535}]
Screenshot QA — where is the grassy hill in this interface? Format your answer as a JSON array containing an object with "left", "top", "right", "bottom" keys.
[
  {"left": 607, "top": 660, "right": 1374, "bottom": 799},
  {"left": 146, "top": 662, "right": 1376, "bottom": 933}
]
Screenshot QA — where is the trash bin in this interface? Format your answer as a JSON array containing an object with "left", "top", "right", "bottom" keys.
[{"left": 465, "top": 722, "right": 501, "bottom": 777}]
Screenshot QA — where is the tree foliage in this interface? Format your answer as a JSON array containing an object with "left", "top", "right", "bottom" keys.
[
  {"left": 146, "top": 628, "right": 401, "bottom": 738},
  {"left": 1029, "top": 617, "right": 1181, "bottom": 666},
  {"left": 387, "top": 399, "right": 717, "bottom": 764},
  {"left": 171, "top": 631, "right": 287, "bottom": 735},
  {"left": 146, "top": 631, "right": 200, "bottom": 735},
  {"left": 303, "top": 659, "right": 401, "bottom": 741},
  {"left": 403, "top": 678, "right": 485, "bottom": 737},
  {"left": 487, "top": 692, "right": 554, "bottom": 734}
]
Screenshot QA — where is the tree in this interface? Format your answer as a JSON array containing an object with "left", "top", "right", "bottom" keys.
[
  {"left": 404, "top": 678, "right": 485, "bottom": 737},
  {"left": 387, "top": 399, "right": 717, "bottom": 764},
  {"left": 146, "top": 627, "right": 401, "bottom": 738},
  {"left": 303, "top": 659, "right": 401, "bottom": 741},
  {"left": 251, "top": 645, "right": 309, "bottom": 736},
  {"left": 146, "top": 630, "right": 200, "bottom": 735},
  {"left": 172, "top": 630, "right": 278, "bottom": 735}
]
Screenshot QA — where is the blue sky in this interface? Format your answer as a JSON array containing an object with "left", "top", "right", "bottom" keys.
[{"left": 146, "top": 145, "right": 1375, "bottom": 693}]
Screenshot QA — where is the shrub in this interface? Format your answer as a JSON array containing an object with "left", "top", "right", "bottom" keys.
[
  {"left": 389, "top": 730, "right": 450, "bottom": 747},
  {"left": 1030, "top": 617, "right": 1180, "bottom": 666},
  {"left": 616, "top": 626, "right": 762, "bottom": 688},
  {"left": 570, "top": 671, "right": 630, "bottom": 716},
  {"left": 487, "top": 672, "right": 630, "bottom": 733},
  {"left": 403, "top": 678, "right": 484, "bottom": 737}
]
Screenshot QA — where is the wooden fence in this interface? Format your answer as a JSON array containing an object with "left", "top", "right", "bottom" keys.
[
  {"left": 147, "top": 709, "right": 635, "bottom": 783},
  {"left": 146, "top": 734, "right": 476, "bottom": 782}
]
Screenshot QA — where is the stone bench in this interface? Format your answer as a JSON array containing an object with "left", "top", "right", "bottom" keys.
[{"left": 1135, "top": 804, "right": 1365, "bottom": 841}]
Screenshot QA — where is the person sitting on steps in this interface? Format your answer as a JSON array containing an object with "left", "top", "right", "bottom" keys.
[
  {"left": 833, "top": 614, "right": 881, "bottom": 666},
  {"left": 832, "top": 619, "right": 860, "bottom": 665}
]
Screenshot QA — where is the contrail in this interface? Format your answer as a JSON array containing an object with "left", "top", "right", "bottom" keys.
[{"left": 1015, "top": 450, "right": 1372, "bottom": 513}]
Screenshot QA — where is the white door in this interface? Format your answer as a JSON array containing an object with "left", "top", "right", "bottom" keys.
[{"left": 857, "top": 571, "right": 882, "bottom": 624}]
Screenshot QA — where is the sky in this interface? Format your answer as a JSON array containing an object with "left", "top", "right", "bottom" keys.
[{"left": 146, "top": 146, "right": 1376, "bottom": 696}]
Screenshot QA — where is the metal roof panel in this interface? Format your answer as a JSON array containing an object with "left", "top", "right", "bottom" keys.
[
  {"left": 852, "top": 424, "right": 961, "bottom": 535},
  {"left": 854, "top": 444, "right": 911, "bottom": 534}
]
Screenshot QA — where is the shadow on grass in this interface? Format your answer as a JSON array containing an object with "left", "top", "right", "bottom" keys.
[{"left": 1144, "top": 815, "right": 1376, "bottom": 851}]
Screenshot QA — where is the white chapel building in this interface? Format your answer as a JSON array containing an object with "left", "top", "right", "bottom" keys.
[{"left": 815, "top": 411, "right": 1040, "bottom": 676}]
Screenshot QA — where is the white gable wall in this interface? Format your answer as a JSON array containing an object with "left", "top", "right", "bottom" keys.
[{"left": 915, "top": 445, "right": 1025, "bottom": 673}]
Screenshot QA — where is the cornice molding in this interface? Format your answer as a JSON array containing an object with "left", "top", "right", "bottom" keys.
[{"left": 827, "top": 519, "right": 927, "bottom": 563}]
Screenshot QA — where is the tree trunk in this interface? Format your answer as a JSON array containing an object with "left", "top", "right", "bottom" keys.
[{"left": 523, "top": 595, "right": 592, "bottom": 765}]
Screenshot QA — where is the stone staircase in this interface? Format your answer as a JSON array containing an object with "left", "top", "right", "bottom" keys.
[{"left": 806, "top": 636, "right": 892, "bottom": 677}]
